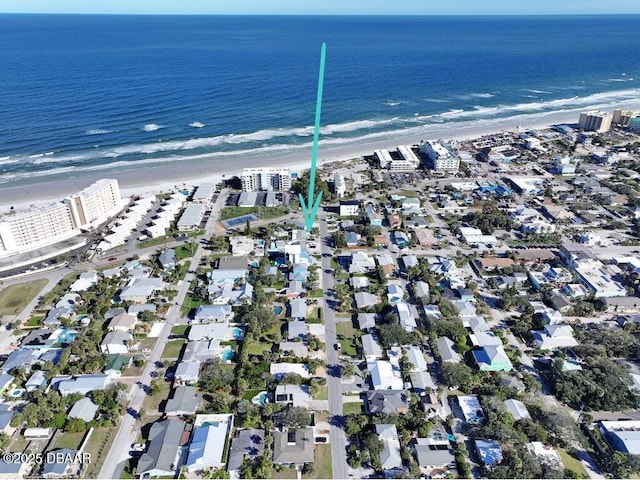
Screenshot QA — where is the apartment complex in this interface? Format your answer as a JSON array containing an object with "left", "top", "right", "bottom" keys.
[
  {"left": 579, "top": 111, "right": 612, "bottom": 133},
  {"left": 334, "top": 173, "right": 346, "bottom": 198},
  {"left": 374, "top": 146, "right": 421, "bottom": 171},
  {"left": 420, "top": 140, "right": 460, "bottom": 173},
  {"left": 0, "top": 179, "right": 123, "bottom": 257},
  {"left": 613, "top": 109, "right": 635, "bottom": 128},
  {"left": 240, "top": 167, "right": 291, "bottom": 192}
]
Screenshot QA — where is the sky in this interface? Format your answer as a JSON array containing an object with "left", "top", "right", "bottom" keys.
[{"left": 1, "top": 0, "right": 639, "bottom": 15}]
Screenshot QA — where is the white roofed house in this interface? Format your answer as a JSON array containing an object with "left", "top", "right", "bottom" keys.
[
  {"left": 404, "top": 345, "right": 428, "bottom": 372},
  {"left": 119, "top": 277, "right": 164, "bottom": 303},
  {"left": 193, "top": 305, "right": 233, "bottom": 323},
  {"left": 69, "top": 271, "right": 98, "bottom": 292},
  {"left": 274, "top": 385, "right": 310, "bottom": 409},
  {"left": 67, "top": 397, "right": 99, "bottom": 422},
  {"left": 349, "top": 250, "right": 376, "bottom": 274},
  {"left": 289, "top": 298, "right": 307, "bottom": 320},
  {"left": 437, "top": 336, "right": 461, "bottom": 363},
  {"left": 99, "top": 331, "right": 131, "bottom": 355},
  {"left": 361, "top": 334, "right": 383, "bottom": 361},
  {"left": 56, "top": 374, "right": 113, "bottom": 396},
  {"left": 396, "top": 302, "right": 417, "bottom": 332},
  {"left": 368, "top": 360, "right": 404, "bottom": 390},
  {"left": 106, "top": 312, "right": 138, "bottom": 332},
  {"left": 532, "top": 324, "right": 578, "bottom": 350},
  {"left": 355, "top": 292, "right": 378, "bottom": 310}
]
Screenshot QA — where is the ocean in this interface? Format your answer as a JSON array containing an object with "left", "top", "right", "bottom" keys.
[{"left": 1, "top": 14, "right": 640, "bottom": 187}]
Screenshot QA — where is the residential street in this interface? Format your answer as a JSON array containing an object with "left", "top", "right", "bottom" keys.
[{"left": 319, "top": 212, "right": 350, "bottom": 480}]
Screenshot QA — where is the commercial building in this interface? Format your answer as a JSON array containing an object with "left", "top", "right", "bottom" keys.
[
  {"left": 420, "top": 141, "right": 460, "bottom": 173},
  {"left": 176, "top": 203, "right": 206, "bottom": 231},
  {"left": 191, "top": 183, "right": 216, "bottom": 204},
  {"left": 339, "top": 200, "right": 360, "bottom": 217},
  {"left": 579, "top": 111, "right": 612, "bottom": 133},
  {"left": 241, "top": 167, "right": 291, "bottom": 192}
]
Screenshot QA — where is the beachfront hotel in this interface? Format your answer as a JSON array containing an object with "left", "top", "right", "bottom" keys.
[
  {"left": 420, "top": 140, "right": 461, "bottom": 173},
  {"left": 240, "top": 167, "right": 291, "bottom": 192},
  {"left": 0, "top": 179, "right": 124, "bottom": 257},
  {"left": 579, "top": 111, "right": 612, "bottom": 133}
]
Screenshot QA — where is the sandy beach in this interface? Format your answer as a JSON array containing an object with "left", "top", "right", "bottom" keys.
[{"left": 0, "top": 109, "right": 580, "bottom": 212}]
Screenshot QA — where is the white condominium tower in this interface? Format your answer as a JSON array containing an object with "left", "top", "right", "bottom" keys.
[
  {"left": 579, "top": 111, "right": 612, "bottom": 133},
  {"left": 66, "top": 179, "right": 123, "bottom": 229},
  {"left": 0, "top": 178, "right": 124, "bottom": 257},
  {"left": 241, "top": 167, "right": 291, "bottom": 192}
]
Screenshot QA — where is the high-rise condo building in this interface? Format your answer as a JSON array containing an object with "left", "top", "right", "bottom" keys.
[
  {"left": 240, "top": 167, "right": 291, "bottom": 192},
  {"left": 579, "top": 111, "right": 612, "bottom": 133},
  {"left": 420, "top": 141, "right": 460, "bottom": 173}
]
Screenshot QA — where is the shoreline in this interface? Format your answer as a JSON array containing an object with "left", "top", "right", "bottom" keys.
[{"left": 0, "top": 109, "right": 580, "bottom": 212}]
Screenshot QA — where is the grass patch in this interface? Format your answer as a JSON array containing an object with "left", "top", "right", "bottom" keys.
[
  {"left": 180, "top": 294, "right": 208, "bottom": 318},
  {"left": 138, "top": 236, "right": 173, "bottom": 249},
  {"left": 314, "top": 385, "right": 329, "bottom": 401},
  {"left": 558, "top": 448, "right": 588, "bottom": 479},
  {"left": 0, "top": 279, "right": 48, "bottom": 316},
  {"left": 309, "top": 288, "right": 324, "bottom": 298},
  {"left": 170, "top": 325, "right": 189, "bottom": 337},
  {"left": 142, "top": 379, "right": 172, "bottom": 413},
  {"left": 51, "top": 430, "right": 85, "bottom": 450},
  {"left": 246, "top": 342, "right": 272, "bottom": 355},
  {"left": 271, "top": 467, "right": 298, "bottom": 479},
  {"left": 174, "top": 244, "right": 196, "bottom": 261},
  {"left": 336, "top": 321, "right": 358, "bottom": 357},
  {"left": 305, "top": 444, "right": 332, "bottom": 479},
  {"left": 25, "top": 316, "right": 44, "bottom": 327},
  {"left": 342, "top": 401, "right": 363, "bottom": 415},
  {"left": 242, "top": 389, "right": 264, "bottom": 401},
  {"left": 161, "top": 339, "right": 185, "bottom": 359},
  {"left": 83, "top": 426, "right": 118, "bottom": 479}
]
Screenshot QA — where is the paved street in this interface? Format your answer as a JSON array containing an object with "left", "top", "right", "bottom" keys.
[{"left": 319, "top": 212, "right": 350, "bottom": 480}]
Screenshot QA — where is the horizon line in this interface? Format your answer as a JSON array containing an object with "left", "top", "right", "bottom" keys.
[{"left": 2, "top": 12, "right": 640, "bottom": 16}]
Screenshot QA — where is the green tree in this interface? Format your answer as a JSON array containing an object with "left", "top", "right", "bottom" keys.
[{"left": 279, "top": 406, "right": 312, "bottom": 429}]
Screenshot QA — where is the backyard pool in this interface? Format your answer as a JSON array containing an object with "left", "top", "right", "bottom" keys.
[
  {"left": 273, "top": 306, "right": 283, "bottom": 315},
  {"left": 230, "top": 327, "right": 244, "bottom": 340},
  {"left": 251, "top": 391, "right": 270, "bottom": 406},
  {"left": 221, "top": 347, "right": 235, "bottom": 362},
  {"left": 9, "top": 389, "right": 24, "bottom": 398}
]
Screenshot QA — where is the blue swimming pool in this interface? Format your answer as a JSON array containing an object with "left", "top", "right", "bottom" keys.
[
  {"left": 273, "top": 306, "right": 283, "bottom": 315},
  {"left": 221, "top": 347, "right": 235, "bottom": 361},
  {"left": 231, "top": 327, "right": 244, "bottom": 340}
]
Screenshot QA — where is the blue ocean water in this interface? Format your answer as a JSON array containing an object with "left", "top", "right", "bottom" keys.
[{"left": 0, "top": 14, "right": 640, "bottom": 185}]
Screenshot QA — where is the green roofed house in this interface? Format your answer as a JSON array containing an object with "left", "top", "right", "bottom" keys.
[{"left": 104, "top": 354, "right": 132, "bottom": 376}]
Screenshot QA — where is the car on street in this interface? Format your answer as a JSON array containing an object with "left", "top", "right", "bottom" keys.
[{"left": 131, "top": 443, "right": 146, "bottom": 451}]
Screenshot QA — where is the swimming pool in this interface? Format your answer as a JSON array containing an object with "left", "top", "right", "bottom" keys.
[
  {"left": 251, "top": 391, "right": 269, "bottom": 406},
  {"left": 231, "top": 327, "right": 244, "bottom": 340},
  {"left": 273, "top": 306, "right": 283, "bottom": 315},
  {"left": 221, "top": 347, "right": 235, "bottom": 361},
  {"left": 9, "top": 389, "right": 24, "bottom": 398}
]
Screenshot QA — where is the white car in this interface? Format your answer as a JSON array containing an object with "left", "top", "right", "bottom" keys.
[{"left": 131, "top": 443, "right": 146, "bottom": 452}]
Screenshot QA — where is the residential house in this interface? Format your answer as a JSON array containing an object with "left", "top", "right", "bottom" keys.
[
  {"left": 387, "top": 284, "right": 405, "bottom": 304},
  {"left": 409, "top": 371, "right": 436, "bottom": 394},
  {"left": 405, "top": 346, "right": 428, "bottom": 372},
  {"left": 458, "top": 395, "right": 485, "bottom": 424},
  {"left": 272, "top": 428, "right": 314, "bottom": 465},
  {"left": 68, "top": 397, "right": 98, "bottom": 422},
  {"left": 137, "top": 419, "right": 185, "bottom": 478},
  {"left": 227, "top": 429, "right": 265, "bottom": 478},
  {"left": 165, "top": 386, "right": 200, "bottom": 416},
  {"left": 420, "top": 393, "right": 446, "bottom": 420},
  {"left": 349, "top": 251, "right": 376, "bottom": 274},
  {"left": 396, "top": 302, "right": 417, "bottom": 332},
  {"left": 69, "top": 271, "right": 99, "bottom": 292},
  {"left": 387, "top": 214, "right": 402, "bottom": 229},
  {"left": 368, "top": 360, "right": 403, "bottom": 390},
  {"left": 193, "top": 305, "right": 233, "bottom": 323},
  {"left": 119, "top": 277, "right": 164, "bottom": 303},
  {"left": 599, "top": 420, "right": 640, "bottom": 454},
  {"left": 100, "top": 331, "right": 131, "bottom": 355},
  {"left": 104, "top": 354, "right": 132, "bottom": 376},
  {"left": 270, "top": 364, "right": 309, "bottom": 381},
  {"left": 394, "top": 231, "right": 410, "bottom": 247},
  {"left": 351, "top": 276, "right": 371, "bottom": 291},
  {"left": 279, "top": 342, "right": 309, "bottom": 358},
  {"left": 376, "top": 424, "right": 404, "bottom": 476},
  {"left": 274, "top": 385, "right": 310, "bottom": 409},
  {"left": 414, "top": 441, "right": 455, "bottom": 476},
  {"left": 412, "top": 281, "right": 430, "bottom": 301},
  {"left": 56, "top": 374, "right": 112, "bottom": 396},
  {"left": 504, "top": 399, "right": 531, "bottom": 420},
  {"left": 355, "top": 292, "right": 378, "bottom": 310},
  {"left": 41, "top": 448, "right": 81, "bottom": 478},
  {"left": 475, "top": 439, "right": 503, "bottom": 468},
  {"left": 361, "top": 334, "right": 383, "bottom": 361},
  {"left": 437, "top": 336, "right": 461, "bottom": 363},
  {"left": 25, "top": 370, "right": 47, "bottom": 392},
  {"left": 185, "top": 415, "right": 233, "bottom": 472},
  {"left": 473, "top": 345, "right": 513, "bottom": 372},
  {"left": 107, "top": 312, "right": 138, "bottom": 332},
  {"left": 289, "top": 298, "right": 307, "bottom": 320},
  {"left": 158, "top": 248, "right": 177, "bottom": 271},
  {"left": 175, "top": 361, "right": 201, "bottom": 385},
  {"left": 357, "top": 313, "right": 377, "bottom": 330},
  {"left": 287, "top": 321, "right": 307, "bottom": 341},
  {"left": 286, "top": 280, "right": 305, "bottom": 299},
  {"left": 532, "top": 324, "right": 578, "bottom": 350},
  {"left": 188, "top": 322, "right": 228, "bottom": 341}
]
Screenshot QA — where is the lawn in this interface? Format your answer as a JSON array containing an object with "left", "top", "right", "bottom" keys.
[
  {"left": 82, "top": 426, "right": 118, "bottom": 479},
  {"left": 336, "top": 321, "right": 358, "bottom": 357},
  {"left": 271, "top": 467, "right": 298, "bottom": 479},
  {"left": 0, "top": 279, "right": 48, "bottom": 316},
  {"left": 180, "top": 294, "right": 208, "bottom": 317},
  {"left": 161, "top": 339, "right": 185, "bottom": 359},
  {"left": 242, "top": 389, "right": 264, "bottom": 401},
  {"left": 314, "top": 385, "right": 328, "bottom": 401},
  {"left": 558, "top": 448, "right": 588, "bottom": 479},
  {"left": 142, "top": 379, "right": 172, "bottom": 413},
  {"left": 246, "top": 342, "right": 272, "bottom": 355},
  {"left": 138, "top": 235, "right": 173, "bottom": 249},
  {"left": 309, "top": 288, "right": 323, "bottom": 298},
  {"left": 51, "top": 430, "right": 85, "bottom": 450},
  {"left": 220, "top": 205, "right": 289, "bottom": 221},
  {"left": 25, "top": 316, "right": 44, "bottom": 327},
  {"left": 304, "top": 444, "right": 332, "bottom": 479},
  {"left": 170, "top": 324, "right": 189, "bottom": 337},
  {"left": 342, "top": 401, "right": 363, "bottom": 415}
]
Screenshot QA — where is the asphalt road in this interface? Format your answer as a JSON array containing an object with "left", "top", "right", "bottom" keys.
[
  {"left": 319, "top": 213, "right": 350, "bottom": 480},
  {"left": 98, "top": 189, "right": 228, "bottom": 479}
]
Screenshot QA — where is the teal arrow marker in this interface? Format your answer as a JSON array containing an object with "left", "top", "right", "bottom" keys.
[{"left": 299, "top": 42, "right": 326, "bottom": 232}]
